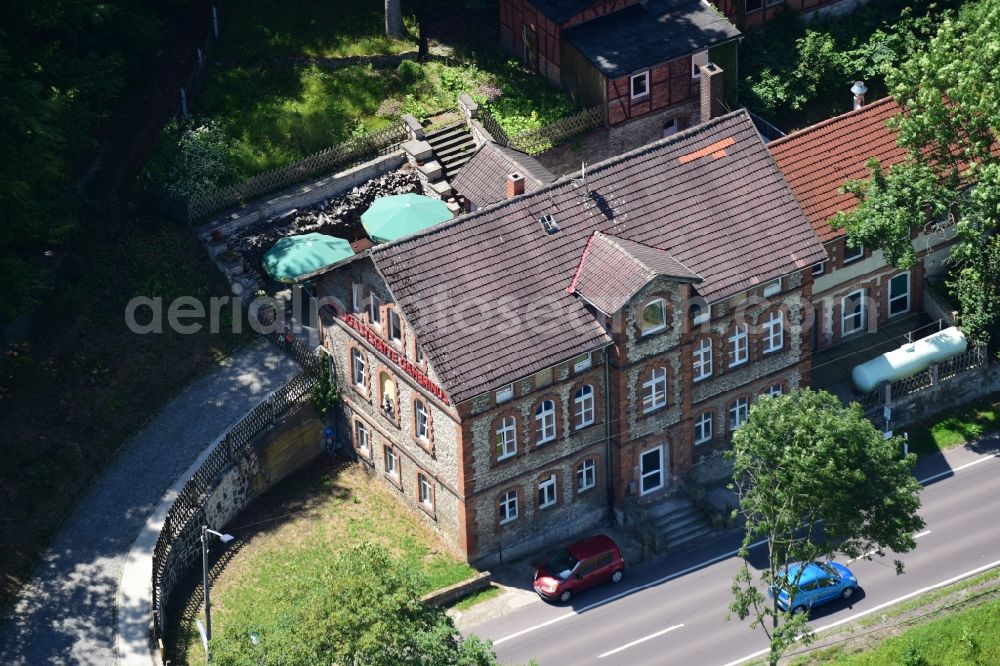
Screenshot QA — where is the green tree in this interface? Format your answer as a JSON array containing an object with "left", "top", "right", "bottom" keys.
[
  {"left": 210, "top": 543, "right": 500, "bottom": 666},
  {"left": 833, "top": 0, "right": 1000, "bottom": 345},
  {"left": 311, "top": 357, "right": 340, "bottom": 415},
  {"left": 727, "top": 389, "right": 924, "bottom": 665}
]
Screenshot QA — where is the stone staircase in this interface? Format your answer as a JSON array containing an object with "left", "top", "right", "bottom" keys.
[
  {"left": 644, "top": 494, "right": 716, "bottom": 553},
  {"left": 424, "top": 120, "right": 476, "bottom": 179}
]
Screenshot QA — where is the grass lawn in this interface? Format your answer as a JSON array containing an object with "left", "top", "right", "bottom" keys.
[
  {"left": 451, "top": 584, "right": 503, "bottom": 611},
  {"left": 0, "top": 217, "right": 250, "bottom": 616},
  {"left": 905, "top": 393, "right": 1000, "bottom": 456},
  {"left": 173, "top": 460, "right": 476, "bottom": 665}
]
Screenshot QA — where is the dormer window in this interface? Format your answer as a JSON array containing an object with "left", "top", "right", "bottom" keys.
[
  {"left": 630, "top": 71, "right": 649, "bottom": 100},
  {"left": 640, "top": 298, "right": 667, "bottom": 336}
]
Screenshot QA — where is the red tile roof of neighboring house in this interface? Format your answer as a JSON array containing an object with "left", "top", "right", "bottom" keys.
[
  {"left": 569, "top": 232, "right": 701, "bottom": 315},
  {"left": 370, "top": 110, "right": 825, "bottom": 403},
  {"left": 768, "top": 97, "right": 908, "bottom": 243}
]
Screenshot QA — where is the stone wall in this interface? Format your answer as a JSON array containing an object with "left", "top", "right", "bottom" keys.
[
  {"left": 883, "top": 361, "right": 1000, "bottom": 430},
  {"left": 607, "top": 102, "right": 698, "bottom": 156}
]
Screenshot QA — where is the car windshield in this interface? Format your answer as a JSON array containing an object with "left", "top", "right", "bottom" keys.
[
  {"left": 818, "top": 562, "right": 840, "bottom": 578},
  {"left": 546, "top": 549, "right": 578, "bottom": 580}
]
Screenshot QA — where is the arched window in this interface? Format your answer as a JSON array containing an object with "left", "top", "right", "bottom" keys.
[
  {"left": 414, "top": 398, "right": 429, "bottom": 440},
  {"left": 495, "top": 416, "right": 517, "bottom": 460},
  {"left": 574, "top": 385, "right": 595, "bottom": 429},
  {"left": 535, "top": 399, "right": 556, "bottom": 444},
  {"left": 641, "top": 367, "right": 668, "bottom": 413},
  {"left": 640, "top": 298, "right": 667, "bottom": 336},
  {"left": 379, "top": 371, "right": 396, "bottom": 419}
]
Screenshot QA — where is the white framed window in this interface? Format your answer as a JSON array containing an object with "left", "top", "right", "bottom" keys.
[
  {"left": 763, "top": 278, "right": 781, "bottom": 298},
  {"left": 355, "top": 420, "right": 370, "bottom": 457},
  {"left": 573, "top": 352, "right": 592, "bottom": 372},
  {"left": 692, "top": 303, "right": 710, "bottom": 326},
  {"left": 351, "top": 348, "right": 366, "bottom": 387},
  {"left": 841, "top": 289, "right": 867, "bottom": 336},
  {"left": 577, "top": 459, "right": 596, "bottom": 492},
  {"left": 389, "top": 308, "right": 402, "bottom": 343},
  {"left": 496, "top": 384, "right": 514, "bottom": 404},
  {"left": 352, "top": 283, "right": 363, "bottom": 313},
  {"left": 763, "top": 311, "right": 783, "bottom": 353},
  {"left": 843, "top": 241, "right": 864, "bottom": 264},
  {"left": 691, "top": 50, "right": 709, "bottom": 79},
  {"left": 812, "top": 261, "right": 826, "bottom": 276},
  {"left": 662, "top": 118, "right": 678, "bottom": 138},
  {"left": 495, "top": 416, "right": 517, "bottom": 460},
  {"left": 639, "top": 446, "right": 664, "bottom": 495},
  {"left": 418, "top": 474, "right": 433, "bottom": 509},
  {"left": 574, "top": 385, "right": 595, "bottom": 429},
  {"left": 889, "top": 272, "right": 910, "bottom": 316},
  {"left": 535, "top": 399, "right": 556, "bottom": 444},
  {"left": 695, "top": 412, "right": 713, "bottom": 445},
  {"left": 538, "top": 474, "right": 558, "bottom": 509},
  {"left": 499, "top": 490, "right": 518, "bottom": 524},
  {"left": 728, "top": 324, "right": 749, "bottom": 367},
  {"left": 630, "top": 70, "right": 649, "bottom": 100},
  {"left": 385, "top": 446, "right": 398, "bottom": 477},
  {"left": 415, "top": 344, "right": 425, "bottom": 365},
  {"left": 640, "top": 298, "right": 667, "bottom": 336},
  {"left": 369, "top": 292, "right": 382, "bottom": 326},
  {"left": 765, "top": 384, "right": 784, "bottom": 398},
  {"left": 642, "top": 367, "right": 668, "bottom": 413},
  {"left": 693, "top": 338, "right": 713, "bottom": 381},
  {"left": 414, "top": 399, "right": 429, "bottom": 441},
  {"left": 729, "top": 397, "right": 749, "bottom": 431}
]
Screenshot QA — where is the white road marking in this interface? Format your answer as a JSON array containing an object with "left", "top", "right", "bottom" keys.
[
  {"left": 847, "top": 530, "right": 931, "bottom": 563},
  {"left": 917, "top": 453, "right": 999, "bottom": 485},
  {"left": 493, "top": 536, "right": 769, "bottom": 645},
  {"left": 598, "top": 624, "right": 685, "bottom": 658},
  {"left": 719, "top": 558, "right": 1000, "bottom": 666}
]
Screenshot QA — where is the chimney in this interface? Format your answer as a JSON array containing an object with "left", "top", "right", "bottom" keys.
[
  {"left": 699, "top": 63, "right": 726, "bottom": 124},
  {"left": 851, "top": 81, "right": 867, "bottom": 110},
  {"left": 506, "top": 172, "right": 525, "bottom": 198}
]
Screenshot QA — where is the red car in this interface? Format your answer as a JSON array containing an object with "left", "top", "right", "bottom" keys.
[{"left": 533, "top": 535, "right": 625, "bottom": 603}]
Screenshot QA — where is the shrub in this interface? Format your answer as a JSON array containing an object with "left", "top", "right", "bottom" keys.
[
  {"left": 397, "top": 59, "right": 425, "bottom": 85},
  {"left": 153, "top": 118, "right": 232, "bottom": 200}
]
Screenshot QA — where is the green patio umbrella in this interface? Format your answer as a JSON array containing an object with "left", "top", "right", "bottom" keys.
[
  {"left": 361, "top": 193, "right": 452, "bottom": 243},
  {"left": 262, "top": 233, "right": 354, "bottom": 283}
]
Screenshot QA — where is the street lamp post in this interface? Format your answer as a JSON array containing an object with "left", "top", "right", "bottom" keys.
[{"left": 202, "top": 525, "right": 235, "bottom": 661}]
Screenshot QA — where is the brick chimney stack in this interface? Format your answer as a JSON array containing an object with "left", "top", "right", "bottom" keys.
[
  {"left": 699, "top": 63, "right": 726, "bottom": 124},
  {"left": 506, "top": 172, "right": 525, "bottom": 198}
]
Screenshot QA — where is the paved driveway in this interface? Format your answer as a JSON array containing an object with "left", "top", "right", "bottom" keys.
[{"left": 0, "top": 338, "right": 299, "bottom": 665}]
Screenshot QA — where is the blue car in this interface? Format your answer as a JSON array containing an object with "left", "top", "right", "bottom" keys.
[{"left": 770, "top": 561, "right": 859, "bottom": 615}]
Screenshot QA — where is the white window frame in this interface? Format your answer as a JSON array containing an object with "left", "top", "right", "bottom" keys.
[
  {"left": 812, "top": 261, "right": 826, "bottom": 276},
  {"left": 639, "top": 446, "right": 664, "bottom": 495},
  {"left": 574, "top": 385, "right": 595, "bottom": 429},
  {"left": 351, "top": 348, "right": 366, "bottom": 387},
  {"left": 843, "top": 242, "right": 864, "bottom": 264},
  {"left": 538, "top": 474, "right": 558, "bottom": 509},
  {"left": 841, "top": 289, "right": 867, "bottom": 336},
  {"left": 385, "top": 445, "right": 398, "bottom": 477},
  {"left": 496, "top": 416, "right": 517, "bottom": 460},
  {"left": 415, "top": 344, "right": 425, "bottom": 365},
  {"left": 763, "top": 278, "right": 781, "bottom": 298},
  {"left": 577, "top": 459, "right": 596, "bottom": 492},
  {"left": 573, "top": 352, "right": 592, "bottom": 372},
  {"left": 693, "top": 338, "right": 713, "bottom": 381},
  {"left": 729, "top": 397, "right": 749, "bottom": 431},
  {"left": 630, "top": 70, "right": 649, "bottom": 100},
  {"left": 496, "top": 384, "right": 514, "bottom": 404},
  {"left": 355, "top": 420, "right": 370, "bottom": 456},
  {"left": 535, "top": 399, "right": 556, "bottom": 444},
  {"left": 729, "top": 324, "right": 749, "bottom": 367},
  {"left": 352, "top": 283, "right": 363, "bottom": 313},
  {"left": 695, "top": 412, "right": 713, "bottom": 445},
  {"left": 418, "top": 474, "right": 433, "bottom": 508},
  {"left": 640, "top": 298, "right": 667, "bottom": 336},
  {"left": 388, "top": 308, "right": 402, "bottom": 343},
  {"left": 642, "top": 367, "right": 668, "bottom": 413},
  {"left": 369, "top": 292, "right": 382, "bottom": 326},
  {"left": 499, "top": 490, "right": 518, "bottom": 524},
  {"left": 691, "top": 50, "right": 709, "bottom": 79},
  {"left": 414, "top": 399, "right": 429, "bottom": 440},
  {"left": 763, "top": 311, "right": 784, "bottom": 353},
  {"left": 766, "top": 384, "right": 784, "bottom": 398},
  {"left": 888, "top": 272, "right": 910, "bottom": 317}
]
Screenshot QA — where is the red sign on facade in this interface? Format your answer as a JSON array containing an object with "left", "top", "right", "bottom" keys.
[{"left": 341, "top": 313, "right": 450, "bottom": 405}]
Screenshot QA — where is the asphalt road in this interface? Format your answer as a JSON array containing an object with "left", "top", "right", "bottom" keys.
[{"left": 467, "top": 440, "right": 1000, "bottom": 666}]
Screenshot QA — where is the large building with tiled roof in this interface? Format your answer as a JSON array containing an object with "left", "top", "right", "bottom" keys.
[
  {"left": 770, "top": 97, "right": 957, "bottom": 350},
  {"left": 317, "top": 110, "right": 826, "bottom": 564}
]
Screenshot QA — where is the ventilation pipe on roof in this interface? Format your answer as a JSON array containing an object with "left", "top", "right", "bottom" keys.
[
  {"left": 506, "top": 172, "right": 525, "bottom": 198},
  {"left": 851, "top": 81, "right": 868, "bottom": 110}
]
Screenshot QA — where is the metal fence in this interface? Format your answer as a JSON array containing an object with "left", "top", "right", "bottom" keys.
[
  {"left": 477, "top": 105, "right": 603, "bottom": 156},
  {"left": 859, "top": 345, "right": 986, "bottom": 413}
]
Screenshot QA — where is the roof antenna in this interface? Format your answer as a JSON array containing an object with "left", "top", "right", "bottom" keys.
[{"left": 572, "top": 161, "right": 590, "bottom": 194}]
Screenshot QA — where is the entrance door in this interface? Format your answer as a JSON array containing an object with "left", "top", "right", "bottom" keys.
[
  {"left": 522, "top": 24, "right": 538, "bottom": 72},
  {"left": 639, "top": 446, "right": 665, "bottom": 495}
]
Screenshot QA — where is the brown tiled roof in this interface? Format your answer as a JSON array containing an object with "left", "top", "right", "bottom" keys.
[
  {"left": 569, "top": 232, "right": 701, "bottom": 315},
  {"left": 371, "top": 110, "right": 825, "bottom": 403},
  {"left": 451, "top": 142, "right": 556, "bottom": 209},
  {"left": 769, "top": 97, "right": 907, "bottom": 243}
]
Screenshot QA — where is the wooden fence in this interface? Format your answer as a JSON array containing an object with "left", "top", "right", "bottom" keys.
[{"left": 477, "top": 105, "right": 603, "bottom": 156}]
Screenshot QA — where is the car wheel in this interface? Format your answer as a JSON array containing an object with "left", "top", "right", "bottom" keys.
[
  {"left": 791, "top": 606, "right": 806, "bottom": 616},
  {"left": 559, "top": 589, "right": 572, "bottom": 603},
  {"left": 611, "top": 570, "right": 624, "bottom": 583},
  {"left": 842, "top": 586, "right": 856, "bottom": 600}
]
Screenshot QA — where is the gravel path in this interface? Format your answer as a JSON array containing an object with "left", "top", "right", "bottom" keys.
[{"left": 0, "top": 338, "right": 299, "bottom": 665}]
